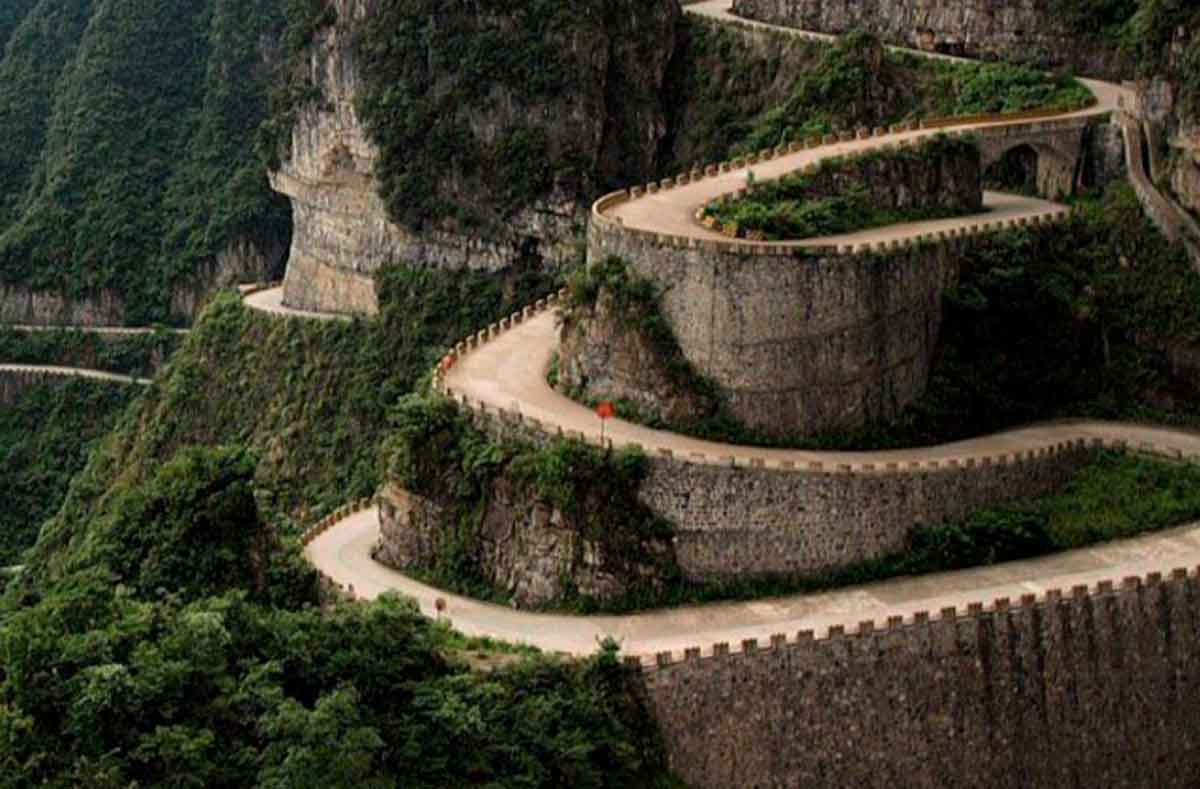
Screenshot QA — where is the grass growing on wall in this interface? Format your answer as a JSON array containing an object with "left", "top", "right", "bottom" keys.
[
  {"left": 703, "top": 134, "right": 980, "bottom": 240},
  {"left": 585, "top": 451, "right": 1200, "bottom": 613},
  {"left": 0, "top": 379, "right": 135, "bottom": 564}
]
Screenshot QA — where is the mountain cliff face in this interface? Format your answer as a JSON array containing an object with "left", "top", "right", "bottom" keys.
[{"left": 271, "top": 0, "right": 679, "bottom": 314}]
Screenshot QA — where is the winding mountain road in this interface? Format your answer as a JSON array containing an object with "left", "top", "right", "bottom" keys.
[
  {"left": 307, "top": 509, "right": 1200, "bottom": 658},
  {"left": 292, "top": 3, "right": 1200, "bottom": 657},
  {"left": 443, "top": 309, "right": 1200, "bottom": 466},
  {"left": 0, "top": 363, "right": 151, "bottom": 386},
  {"left": 242, "top": 285, "right": 352, "bottom": 322}
]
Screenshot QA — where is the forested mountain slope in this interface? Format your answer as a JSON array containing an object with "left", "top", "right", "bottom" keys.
[{"left": 0, "top": 0, "right": 290, "bottom": 325}]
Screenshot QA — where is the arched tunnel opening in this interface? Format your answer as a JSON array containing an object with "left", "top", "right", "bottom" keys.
[{"left": 984, "top": 144, "right": 1040, "bottom": 196}]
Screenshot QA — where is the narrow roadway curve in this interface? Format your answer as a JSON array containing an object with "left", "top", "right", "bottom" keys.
[
  {"left": 444, "top": 309, "right": 1200, "bottom": 466},
  {"left": 607, "top": 1, "right": 1131, "bottom": 251},
  {"left": 1, "top": 325, "right": 189, "bottom": 335},
  {"left": 0, "top": 363, "right": 151, "bottom": 386},
  {"left": 307, "top": 509, "right": 1200, "bottom": 658},
  {"left": 300, "top": 3, "right": 1199, "bottom": 657},
  {"left": 243, "top": 286, "right": 352, "bottom": 322}
]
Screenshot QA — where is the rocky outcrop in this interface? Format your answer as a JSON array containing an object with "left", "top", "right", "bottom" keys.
[
  {"left": 374, "top": 481, "right": 676, "bottom": 608},
  {"left": 274, "top": 0, "right": 679, "bottom": 315},
  {"left": 730, "top": 0, "right": 1129, "bottom": 76},
  {"left": 558, "top": 288, "right": 716, "bottom": 427}
]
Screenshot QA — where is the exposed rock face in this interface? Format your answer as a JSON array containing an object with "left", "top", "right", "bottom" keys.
[
  {"left": 374, "top": 481, "right": 676, "bottom": 608},
  {"left": 274, "top": 0, "right": 679, "bottom": 316},
  {"left": 1082, "top": 122, "right": 1127, "bottom": 192},
  {"left": 1129, "top": 24, "right": 1200, "bottom": 256},
  {"left": 0, "top": 234, "right": 283, "bottom": 326},
  {"left": 558, "top": 289, "right": 715, "bottom": 427},
  {"left": 731, "top": 0, "right": 1128, "bottom": 75}
]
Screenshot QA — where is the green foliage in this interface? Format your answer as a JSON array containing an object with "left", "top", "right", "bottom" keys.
[
  {"left": 0, "top": 379, "right": 134, "bottom": 565},
  {"left": 350, "top": 0, "right": 669, "bottom": 233},
  {"left": 849, "top": 182, "right": 1200, "bottom": 449},
  {"left": 1124, "top": 0, "right": 1200, "bottom": 112},
  {"left": 0, "top": 327, "right": 181, "bottom": 377},
  {"left": 895, "top": 451, "right": 1200, "bottom": 572},
  {"left": 916, "top": 58, "right": 1093, "bottom": 116},
  {"left": 382, "top": 391, "right": 676, "bottom": 605},
  {"left": 258, "top": 0, "right": 338, "bottom": 170},
  {"left": 0, "top": 588, "right": 672, "bottom": 787},
  {"left": 704, "top": 135, "right": 980, "bottom": 240},
  {"left": 729, "top": 28, "right": 1091, "bottom": 157},
  {"left": 0, "top": 0, "right": 290, "bottom": 324},
  {"left": 32, "top": 264, "right": 556, "bottom": 576},
  {"left": 50, "top": 445, "right": 299, "bottom": 601}
]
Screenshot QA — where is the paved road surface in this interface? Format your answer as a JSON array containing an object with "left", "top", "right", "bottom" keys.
[
  {"left": 243, "top": 286, "right": 353, "bottom": 322},
  {"left": 0, "top": 363, "right": 151, "bottom": 386},
  {"left": 307, "top": 508, "right": 1200, "bottom": 658}
]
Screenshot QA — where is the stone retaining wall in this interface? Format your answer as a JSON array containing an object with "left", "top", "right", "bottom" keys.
[
  {"left": 590, "top": 219, "right": 967, "bottom": 437},
  {"left": 429, "top": 302, "right": 1186, "bottom": 583},
  {"left": 640, "top": 440, "right": 1094, "bottom": 579},
  {"left": 586, "top": 120, "right": 1081, "bottom": 437},
  {"left": 638, "top": 567, "right": 1200, "bottom": 788}
]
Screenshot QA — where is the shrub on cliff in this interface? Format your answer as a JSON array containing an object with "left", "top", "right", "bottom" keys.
[
  {"left": 727, "top": 27, "right": 1091, "bottom": 156},
  {"left": 21, "top": 443, "right": 318, "bottom": 608},
  {"left": 381, "top": 390, "right": 678, "bottom": 608},
  {"left": 351, "top": 0, "right": 677, "bottom": 233},
  {"left": 26, "top": 262, "right": 556, "bottom": 572},
  {"left": 0, "top": 588, "right": 673, "bottom": 787}
]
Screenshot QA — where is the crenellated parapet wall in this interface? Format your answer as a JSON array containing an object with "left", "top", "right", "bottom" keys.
[
  {"left": 429, "top": 303, "right": 1191, "bottom": 583},
  {"left": 639, "top": 566, "right": 1200, "bottom": 788},
  {"left": 585, "top": 113, "right": 1094, "bottom": 437}
]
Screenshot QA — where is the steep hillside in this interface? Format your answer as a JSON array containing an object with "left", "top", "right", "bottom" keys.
[
  {"left": 0, "top": 0, "right": 291, "bottom": 325},
  {"left": 0, "top": 378, "right": 134, "bottom": 564}
]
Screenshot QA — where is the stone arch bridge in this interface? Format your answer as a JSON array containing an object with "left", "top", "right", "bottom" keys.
[{"left": 973, "top": 114, "right": 1093, "bottom": 198}]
